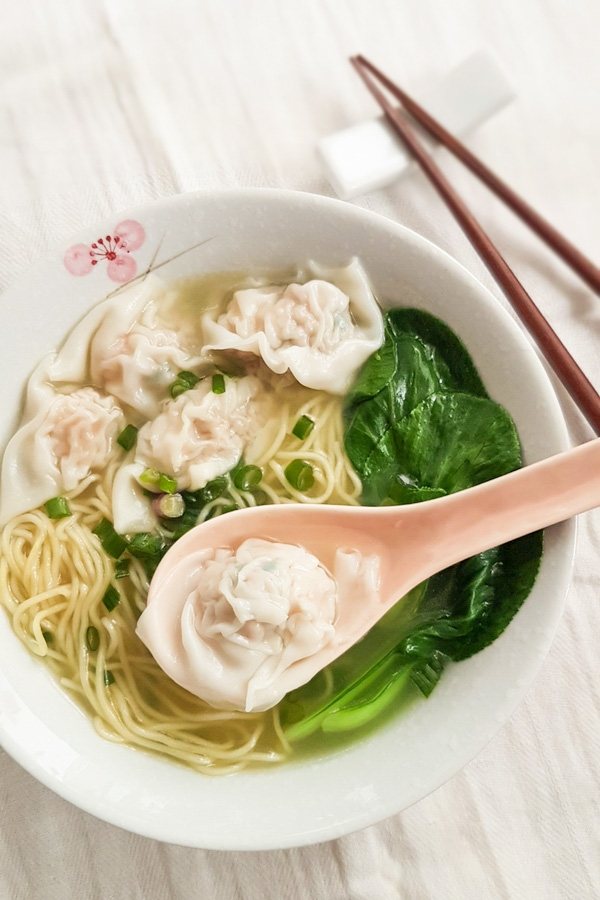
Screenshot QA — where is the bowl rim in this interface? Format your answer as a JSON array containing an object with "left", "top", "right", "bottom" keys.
[{"left": 0, "top": 187, "right": 576, "bottom": 849}]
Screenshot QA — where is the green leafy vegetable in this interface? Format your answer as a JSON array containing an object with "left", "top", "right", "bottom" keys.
[
  {"left": 283, "top": 308, "right": 543, "bottom": 742},
  {"left": 358, "top": 391, "right": 522, "bottom": 506}
]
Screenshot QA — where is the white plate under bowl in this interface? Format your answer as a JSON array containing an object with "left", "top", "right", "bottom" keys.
[{"left": 0, "top": 189, "right": 575, "bottom": 849}]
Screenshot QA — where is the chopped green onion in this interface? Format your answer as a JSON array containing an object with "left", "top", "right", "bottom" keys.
[
  {"left": 92, "top": 518, "right": 127, "bottom": 559},
  {"left": 199, "top": 476, "right": 229, "bottom": 504},
  {"left": 139, "top": 468, "right": 161, "bottom": 489},
  {"left": 170, "top": 382, "right": 188, "bottom": 399},
  {"left": 211, "top": 373, "right": 226, "bottom": 394},
  {"left": 284, "top": 459, "right": 315, "bottom": 492},
  {"left": 103, "top": 669, "right": 115, "bottom": 686},
  {"left": 178, "top": 370, "right": 201, "bottom": 387},
  {"left": 101, "top": 585, "right": 120, "bottom": 612},
  {"left": 292, "top": 414, "right": 315, "bottom": 440},
  {"left": 207, "top": 503, "right": 239, "bottom": 519},
  {"left": 139, "top": 469, "right": 177, "bottom": 494},
  {"left": 85, "top": 625, "right": 100, "bottom": 651},
  {"left": 116, "top": 424, "right": 138, "bottom": 451},
  {"left": 44, "top": 497, "right": 71, "bottom": 519},
  {"left": 141, "top": 557, "right": 161, "bottom": 580},
  {"left": 42, "top": 630, "right": 53, "bottom": 644},
  {"left": 233, "top": 464, "right": 262, "bottom": 491},
  {"left": 128, "top": 533, "right": 165, "bottom": 559},
  {"left": 170, "top": 507, "right": 200, "bottom": 540},
  {"left": 115, "top": 558, "right": 130, "bottom": 580},
  {"left": 156, "top": 493, "right": 185, "bottom": 518},
  {"left": 158, "top": 473, "right": 177, "bottom": 494},
  {"left": 170, "top": 370, "right": 200, "bottom": 399}
]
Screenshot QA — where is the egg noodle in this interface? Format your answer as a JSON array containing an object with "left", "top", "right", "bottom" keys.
[{"left": 0, "top": 385, "right": 359, "bottom": 773}]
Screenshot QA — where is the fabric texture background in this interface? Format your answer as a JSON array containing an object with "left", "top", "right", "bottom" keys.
[{"left": 1, "top": 2, "right": 599, "bottom": 898}]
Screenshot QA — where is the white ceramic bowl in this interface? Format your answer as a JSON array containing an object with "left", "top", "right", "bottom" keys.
[{"left": 0, "top": 189, "right": 575, "bottom": 849}]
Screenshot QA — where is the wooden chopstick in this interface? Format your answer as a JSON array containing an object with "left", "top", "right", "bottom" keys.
[
  {"left": 351, "top": 55, "right": 600, "bottom": 435},
  {"left": 354, "top": 54, "right": 600, "bottom": 296}
]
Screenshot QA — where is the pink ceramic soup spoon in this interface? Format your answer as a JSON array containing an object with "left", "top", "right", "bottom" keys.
[{"left": 150, "top": 439, "right": 600, "bottom": 686}]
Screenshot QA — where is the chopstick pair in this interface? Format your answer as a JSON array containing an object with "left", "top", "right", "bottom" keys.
[{"left": 351, "top": 55, "right": 600, "bottom": 435}]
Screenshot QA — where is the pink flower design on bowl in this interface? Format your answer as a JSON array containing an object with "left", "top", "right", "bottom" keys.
[
  {"left": 114, "top": 219, "right": 145, "bottom": 252},
  {"left": 63, "top": 244, "right": 94, "bottom": 277},
  {"left": 64, "top": 220, "right": 145, "bottom": 283}
]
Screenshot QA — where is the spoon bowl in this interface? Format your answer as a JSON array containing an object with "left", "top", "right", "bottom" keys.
[{"left": 149, "top": 438, "right": 600, "bottom": 694}]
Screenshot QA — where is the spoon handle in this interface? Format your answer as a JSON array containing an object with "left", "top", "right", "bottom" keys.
[{"left": 407, "top": 438, "right": 600, "bottom": 574}]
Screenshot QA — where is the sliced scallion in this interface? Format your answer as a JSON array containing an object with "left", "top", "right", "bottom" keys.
[
  {"left": 208, "top": 503, "right": 239, "bottom": 519},
  {"left": 170, "top": 370, "right": 200, "bottom": 399},
  {"left": 115, "top": 558, "right": 130, "bottom": 580},
  {"left": 127, "top": 533, "right": 165, "bottom": 559},
  {"left": 141, "top": 557, "right": 161, "bottom": 580},
  {"left": 44, "top": 496, "right": 71, "bottom": 519},
  {"left": 292, "top": 414, "right": 315, "bottom": 440},
  {"left": 92, "top": 518, "right": 127, "bottom": 559},
  {"left": 101, "top": 584, "right": 120, "bottom": 612},
  {"left": 199, "top": 476, "right": 228, "bottom": 503},
  {"left": 170, "top": 507, "right": 200, "bottom": 540},
  {"left": 211, "top": 373, "right": 226, "bottom": 394},
  {"left": 85, "top": 625, "right": 100, "bottom": 651},
  {"left": 117, "top": 424, "right": 138, "bottom": 451},
  {"left": 158, "top": 473, "right": 177, "bottom": 494},
  {"left": 232, "top": 464, "right": 262, "bottom": 491},
  {"left": 156, "top": 493, "right": 185, "bottom": 519},
  {"left": 139, "top": 468, "right": 161, "bottom": 489},
  {"left": 103, "top": 669, "right": 115, "bottom": 686},
  {"left": 139, "top": 469, "right": 177, "bottom": 494},
  {"left": 284, "top": 459, "right": 314, "bottom": 492}
]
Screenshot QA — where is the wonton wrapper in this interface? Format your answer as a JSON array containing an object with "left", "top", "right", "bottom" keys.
[
  {"left": 202, "top": 259, "right": 384, "bottom": 395},
  {"left": 135, "top": 375, "right": 266, "bottom": 492},
  {"left": 137, "top": 540, "right": 381, "bottom": 712},
  {"left": 0, "top": 276, "right": 197, "bottom": 524},
  {"left": 90, "top": 295, "right": 202, "bottom": 420},
  {"left": 112, "top": 462, "right": 158, "bottom": 535},
  {"left": 0, "top": 387, "right": 124, "bottom": 525}
]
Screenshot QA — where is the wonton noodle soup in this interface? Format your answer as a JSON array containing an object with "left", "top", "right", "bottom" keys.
[
  {"left": 0, "top": 263, "right": 377, "bottom": 772},
  {"left": 0, "top": 259, "right": 542, "bottom": 772}
]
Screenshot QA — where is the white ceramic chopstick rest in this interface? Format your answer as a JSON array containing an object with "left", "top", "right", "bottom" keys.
[{"left": 318, "top": 50, "right": 515, "bottom": 200}]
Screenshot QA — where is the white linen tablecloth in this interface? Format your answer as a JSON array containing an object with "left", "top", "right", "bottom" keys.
[{"left": 1, "top": 2, "right": 599, "bottom": 897}]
